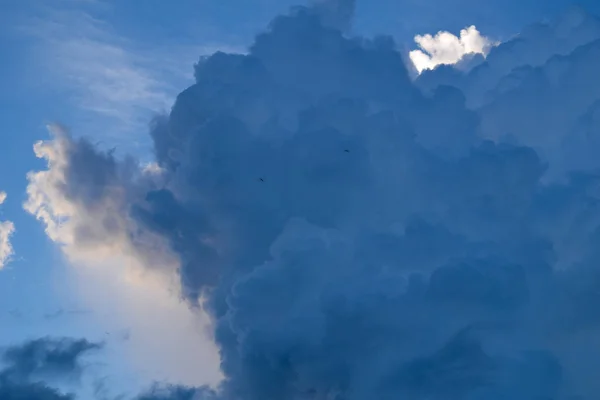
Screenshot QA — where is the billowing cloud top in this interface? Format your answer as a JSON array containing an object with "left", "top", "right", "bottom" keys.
[
  {"left": 24, "top": 124, "right": 176, "bottom": 269},
  {"left": 0, "top": 191, "right": 15, "bottom": 269},
  {"left": 409, "top": 25, "right": 495, "bottom": 74},
  {"left": 417, "top": 5, "right": 600, "bottom": 107},
  {"left": 20, "top": 2, "right": 600, "bottom": 399}
]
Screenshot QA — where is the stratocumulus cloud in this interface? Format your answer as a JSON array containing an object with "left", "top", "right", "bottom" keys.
[
  {"left": 0, "top": 191, "right": 15, "bottom": 269},
  {"left": 23, "top": 2, "right": 600, "bottom": 399}
]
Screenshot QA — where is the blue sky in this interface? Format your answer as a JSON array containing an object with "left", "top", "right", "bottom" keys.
[{"left": 3, "top": 0, "right": 600, "bottom": 399}]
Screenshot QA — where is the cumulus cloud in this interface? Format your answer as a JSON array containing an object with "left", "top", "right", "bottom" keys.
[
  {"left": 0, "top": 337, "right": 101, "bottom": 383},
  {"left": 24, "top": 124, "right": 176, "bottom": 270},
  {"left": 0, "top": 337, "right": 101, "bottom": 400},
  {"left": 415, "top": 7, "right": 600, "bottom": 179},
  {"left": 0, "top": 191, "right": 15, "bottom": 270},
  {"left": 134, "top": 385, "right": 218, "bottom": 400},
  {"left": 416, "top": 5, "right": 600, "bottom": 107},
  {"left": 409, "top": 25, "right": 495, "bottom": 73},
  {"left": 310, "top": 0, "right": 356, "bottom": 31},
  {"left": 23, "top": 3, "right": 600, "bottom": 400}
]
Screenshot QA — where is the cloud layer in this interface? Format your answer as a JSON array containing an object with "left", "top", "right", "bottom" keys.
[{"left": 22, "top": 2, "right": 600, "bottom": 400}]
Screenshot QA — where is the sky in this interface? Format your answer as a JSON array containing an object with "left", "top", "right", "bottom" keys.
[{"left": 3, "top": 0, "right": 600, "bottom": 399}]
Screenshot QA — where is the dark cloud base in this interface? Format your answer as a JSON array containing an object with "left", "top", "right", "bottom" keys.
[
  {"left": 0, "top": 338, "right": 100, "bottom": 400},
  {"left": 18, "top": 1, "right": 600, "bottom": 399}
]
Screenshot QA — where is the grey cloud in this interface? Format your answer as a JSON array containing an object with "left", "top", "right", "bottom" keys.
[
  {"left": 0, "top": 337, "right": 102, "bottom": 383},
  {"left": 310, "top": 0, "right": 356, "bottom": 31},
  {"left": 0, "top": 379, "right": 74, "bottom": 400},
  {"left": 478, "top": 39, "right": 600, "bottom": 179}
]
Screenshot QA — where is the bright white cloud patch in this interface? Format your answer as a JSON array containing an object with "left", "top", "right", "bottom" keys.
[
  {"left": 0, "top": 191, "right": 15, "bottom": 269},
  {"left": 18, "top": 4, "right": 600, "bottom": 399},
  {"left": 409, "top": 25, "right": 494, "bottom": 73}
]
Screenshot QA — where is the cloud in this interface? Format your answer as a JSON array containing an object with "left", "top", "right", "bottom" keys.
[
  {"left": 416, "top": 5, "right": 600, "bottom": 107},
  {"left": 23, "top": 124, "right": 176, "bottom": 269},
  {"left": 415, "top": 7, "right": 600, "bottom": 180},
  {"left": 476, "top": 39, "right": 600, "bottom": 179},
  {"left": 0, "top": 335, "right": 215, "bottom": 400},
  {"left": 68, "top": 259, "right": 222, "bottom": 392},
  {"left": 19, "top": 3, "right": 241, "bottom": 153},
  {"left": 0, "top": 379, "right": 74, "bottom": 400},
  {"left": 310, "top": 0, "right": 356, "bottom": 31},
  {"left": 23, "top": 123, "right": 221, "bottom": 395},
  {"left": 0, "top": 191, "right": 15, "bottom": 270},
  {"left": 409, "top": 25, "right": 495, "bottom": 73},
  {"left": 23, "top": 3, "right": 600, "bottom": 400},
  {"left": 134, "top": 385, "right": 218, "bottom": 400},
  {"left": 0, "top": 337, "right": 101, "bottom": 400},
  {"left": 0, "top": 337, "right": 101, "bottom": 383}
]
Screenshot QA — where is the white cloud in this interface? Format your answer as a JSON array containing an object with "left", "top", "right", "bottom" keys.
[
  {"left": 0, "top": 191, "right": 15, "bottom": 269},
  {"left": 409, "top": 25, "right": 495, "bottom": 73},
  {"left": 19, "top": 4, "right": 242, "bottom": 154}
]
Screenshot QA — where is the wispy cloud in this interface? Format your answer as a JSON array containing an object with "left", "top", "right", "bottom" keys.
[
  {"left": 19, "top": 2, "right": 241, "bottom": 154},
  {"left": 0, "top": 191, "right": 15, "bottom": 270}
]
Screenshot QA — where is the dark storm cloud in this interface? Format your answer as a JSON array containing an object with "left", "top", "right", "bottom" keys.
[
  {"left": 0, "top": 337, "right": 101, "bottom": 382},
  {"left": 0, "top": 338, "right": 101, "bottom": 400},
  {"left": 23, "top": 1, "right": 600, "bottom": 399},
  {"left": 133, "top": 385, "right": 218, "bottom": 400}
]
